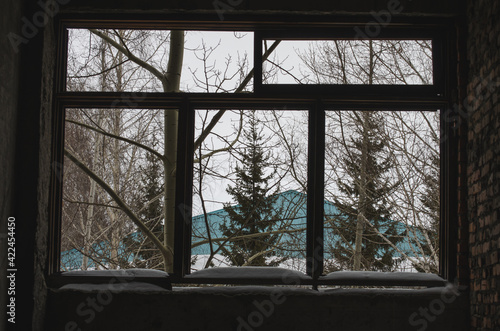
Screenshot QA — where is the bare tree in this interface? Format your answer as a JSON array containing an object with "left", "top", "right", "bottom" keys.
[
  {"left": 271, "top": 39, "right": 438, "bottom": 272},
  {"left": 62, "top": 29, "right": 281, "bottom": 272}
]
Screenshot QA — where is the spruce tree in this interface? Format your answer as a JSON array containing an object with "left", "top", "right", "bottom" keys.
[
  {"left": 123, "top": 138, "right": 164, "bottom": 269},
  {"left": 220, "top": 111, "right": 281, "bottom": 266},
  {"left": 414, "top": 132, "right": 440, "bottom": 273},
  {"left": 329, "top": 111, "right": 402, "bottom": 272}
]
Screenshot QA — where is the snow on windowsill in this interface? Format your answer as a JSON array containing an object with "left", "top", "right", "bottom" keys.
[
  {"left": 57, "top": 269, "right": 171, "bottom": 292},
  {"left": 59, "top": 282, "right": 170, "bottom": 292},
  {"left": 186, "top": 266, "right": 310, "bottom": 280},
  {"left": 60, "top": 268, "right": 169, "bottom": 278},
  {"left": 321, "top": 271, "right": 446, "bottom": 286}
]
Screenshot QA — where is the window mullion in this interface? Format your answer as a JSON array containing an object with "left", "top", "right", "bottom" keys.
[
  {"left": 254, "top": 31, "right": 263, "bottom": 94},
  {"left": 174, "top": 100, "right": 194, "bottom": 277},
  {"left": 306, "top": 103, "right": 325, "bottom": 281}
]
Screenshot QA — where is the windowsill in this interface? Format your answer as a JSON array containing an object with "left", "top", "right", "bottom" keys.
[
  {"left": 186, "top": 266, "right": 310, "bottom": 281},
  {"left": 49, "top": 267, "right": 446, "bottom": 289},
  {"left": 319, "top": 271, "right": 446, "bottom": 287},
  {"left": 51, "top": 268, "right": 172, "bottom": 290}
]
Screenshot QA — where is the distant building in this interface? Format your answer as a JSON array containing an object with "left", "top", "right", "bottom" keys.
[{"left": 61, "top": 190, "right": 425, "bottom": 271}]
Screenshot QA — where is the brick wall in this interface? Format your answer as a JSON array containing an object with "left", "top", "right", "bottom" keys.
[{"left": 467, "top": 0, "right": 500, "bottom": 329}]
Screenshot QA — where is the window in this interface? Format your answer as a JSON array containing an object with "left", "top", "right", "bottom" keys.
[
  {"left": 50, "top": 17, "right": 457, "bottom": 288},
  {"left": 262, "top": 39, "right": 433, "bottom": 85}
]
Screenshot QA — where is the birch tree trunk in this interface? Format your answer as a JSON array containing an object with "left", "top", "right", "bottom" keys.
[{"left": 162, "top": 30, "right": 184, "bottom": 272}]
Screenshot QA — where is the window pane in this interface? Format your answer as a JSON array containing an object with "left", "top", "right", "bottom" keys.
[
  {"left": 60, "top": 108, "right": 173, "bottom": 271},
  {"left": 67, "top": 29, "right": 254, "bottom": 93},
  {"left": 262, "top": 39, "right": 433, "bottom": 85},
  {"left": 323, "top": 110, "right": 440, "bottom": 273},
  {"left": 191, "top": 109, "right": 308, "bottom": 272}
]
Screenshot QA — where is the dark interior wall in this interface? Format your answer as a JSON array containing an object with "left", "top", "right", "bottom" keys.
[
  {"left": 467, "top": 0, "right": 500, "bottom": 329},
  {"left": 5, "top": 0, "right": 56, "bottom": 330},
  {"left": 46, "top": 285, "right": 468, "bottom": 331},
  {"left": 33, "top": 10, "right": 57, "bottom": 331},
  {"left": 0, "top": 0, "right": 22, "bottom": 330}
]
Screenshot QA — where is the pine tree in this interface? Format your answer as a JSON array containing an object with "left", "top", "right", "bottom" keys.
[
  {"left": 414, "top": 132, "right": 440, "bottom": 273},
  {"left": 329, "top": 111, "right": 402, "bottom": 272},
  {"left": 123, "top": 138, "right": 164, "bottom": 269},
  {"left": 220, "top": 111, "right": 281, "bottom": 266}
]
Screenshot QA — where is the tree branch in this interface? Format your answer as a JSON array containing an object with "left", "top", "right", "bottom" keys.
[
  {"left": 66, "top": 119, "right": 166, "bottom": 162},
  {"left": 193, "top": 40, "right": 282, "bottom": 151},
  {"left": 64, "top": 148, "right": 170, "bottom": 261},
  {"left": 191, "top": 227, "right": 306, "bottom": 248},
  {"left": 89, "top": 29, "right": 166, "bottom": 85}
]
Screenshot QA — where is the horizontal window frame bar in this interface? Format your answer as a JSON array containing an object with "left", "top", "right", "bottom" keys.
[
  {"left": 57, "top": 15, "right": 455, "bottom": 31},
  {"left": 56, "top": 92, "right": 447, "bottom": 109},
  {"left": 259, "top": 28, "right": 443, "bottom": 40},
  {"left": 257, "top": 85, "right": 444, "bottom": 98}
]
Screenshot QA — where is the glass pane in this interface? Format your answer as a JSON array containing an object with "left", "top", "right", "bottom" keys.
[
  {"left": 191, "top": 109, "right": 308, "bottom": 272},
  {"left": 60, "top": 108, "right": 174, "bottom": 271},
  {"left": 67, "top": 29, "right": 254, "bottom": 93},
  {"left": 323, "top": 110, "right": 440, "bottom": 273},
  {"left": 263, "top": 39, "right": 433, "bottom": 85}
]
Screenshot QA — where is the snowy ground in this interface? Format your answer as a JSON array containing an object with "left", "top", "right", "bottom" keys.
[{"left": 190, "top": 255, "right": 420, "bottom": 274}]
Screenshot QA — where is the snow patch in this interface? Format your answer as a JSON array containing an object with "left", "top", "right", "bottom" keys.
[
  {"left": 190, "top": 254, "right": 231, "bottom": 272},
  {"left": 322, "top": 271, "right": 445, "bottom": 285},
  {"left": 59, "top": 282, "right": 169, "bottom": 292},
  {"left": 61, "top": 268, "right": 169, "bottom": 278},
  {"left": 186, "top": 266, "right": 309, "bottom": 280}
]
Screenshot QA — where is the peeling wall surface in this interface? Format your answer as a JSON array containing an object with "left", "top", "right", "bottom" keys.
[{"left": 46, "top": 285, "right": 468, "bottom": 331}]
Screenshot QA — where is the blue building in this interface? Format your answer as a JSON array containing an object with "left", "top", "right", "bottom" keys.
[{"left": 61, "top": 189, "right": 427, "bottom": 271}]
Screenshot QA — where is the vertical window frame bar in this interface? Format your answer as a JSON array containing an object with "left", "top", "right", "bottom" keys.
[
  {"left": 48, "top": 21, "right": 69, "bottom": 276},
  {"left": 174, "top": 99, "right": 194, "bottom": 277},
  {"left": 438, "top": 23, "right": 459, "bottom": 282},
  {"left": 253, "top": 30, "right": 263, "bottom": 94},
  {"left": 306, "top": 103, "right": 325, "bottom": 280}
]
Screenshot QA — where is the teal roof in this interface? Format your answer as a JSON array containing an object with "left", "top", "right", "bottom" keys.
[
  {"left": 61, "top": 189, "right": 427, "bottom": 270},
  {"left": 191, "top": 189, "right": 311, "bottom": 256}
]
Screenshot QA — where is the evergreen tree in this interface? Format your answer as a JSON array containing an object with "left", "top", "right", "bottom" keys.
[
  {"left": 414, "top": 132, "right": 440, "bottom": 273},
  {"left": 123, "top": 138, "right": 164, "bottom": 269},
  {"left": 220, "top": 111, "right": 281, "bottom": 266},
  {"left": 328, "top": 111, "right": 402, "bottom": 272}
]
